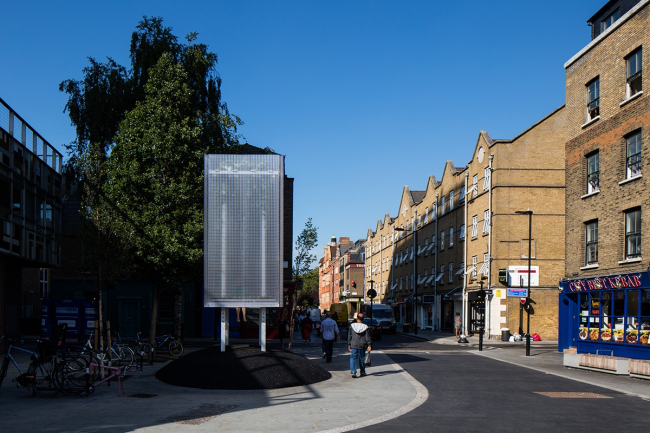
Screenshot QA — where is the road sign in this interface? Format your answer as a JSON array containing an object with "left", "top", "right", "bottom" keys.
[
  {"left": 507, "top": 288, "right": 528, "bottom": 297},
  {"left": 520, "top": 297, "right": 527, "bottom": 304}
]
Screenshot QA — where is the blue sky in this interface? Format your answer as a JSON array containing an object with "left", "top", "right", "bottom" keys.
[{"left": 1, "top": 0, "right": 597, "bottom": 263}]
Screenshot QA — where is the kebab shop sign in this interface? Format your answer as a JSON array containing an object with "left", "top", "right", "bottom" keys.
[{"left": 567, "top": 273, "right": 645, "bottom": 293}]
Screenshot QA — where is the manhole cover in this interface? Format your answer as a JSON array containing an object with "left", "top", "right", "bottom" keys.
[
  {"left": 129, "top": 393, "right": 158, "bottom": 398},
  {"left": 160, "top": 403, "right": 238, "bottom": 425},
  {"left": 535, "top": 392, "right": 612, "bottom": 399}
]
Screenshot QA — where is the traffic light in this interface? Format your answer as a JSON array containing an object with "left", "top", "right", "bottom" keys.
[{"left": 351, "top": 281, "right": 356, "bottom": 288}]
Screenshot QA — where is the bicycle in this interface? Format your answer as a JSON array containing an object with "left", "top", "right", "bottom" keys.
[
  {"left": 153, "top": 333, "right": 184, "bottom": 357},
  {"left": 80, "top": 331, "right": 135, "bottom": 369},
  {"left": 132, "top": 332, "right": 155, "bottom": 362},
  {"left": 0, "top": 336, "right": 62, "bottom": 397}
]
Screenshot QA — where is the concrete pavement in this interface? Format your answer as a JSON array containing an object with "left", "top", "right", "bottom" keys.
[{"left": 1, "top": 329, "right": 649, "bottom": 432}]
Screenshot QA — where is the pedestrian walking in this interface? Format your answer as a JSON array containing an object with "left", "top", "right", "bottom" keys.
[
  {"left": 348, "top": 313, "right": 371, "bottom": 378},
  {"left": 320, "top": 312, "right": 340, "bottom": 363},
  {"left": 455, "top": 312, "right": 462, "bottom": 338},
  {"left": 302, "top": 312, "right": 313, "bottom": 342}
]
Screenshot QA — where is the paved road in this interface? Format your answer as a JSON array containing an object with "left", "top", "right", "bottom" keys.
[{"left": 362, "top": 334, "right": 650, "bottom": 433}]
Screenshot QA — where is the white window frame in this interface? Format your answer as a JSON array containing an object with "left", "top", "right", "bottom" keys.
[
  {"left": 484, "top": 167, "right": 490, "bottom": 190},
  {"left": 626, "top": 47, "right": 642, "bottom": 99},
  {"left": 424, "top": 208, "right": 428, "bottom": 225},
  {"left": 441, "top": 196, "right": 445, "bottom": 215},
  {"left": 459, "top": 224, "right": 465, "bottom": 240},
  {"left": 587, "top": 77, "right": 600, "bottom": 121},
  {"left": 626, "top": 130, "right": 642, "bottom": 179},
  {"left": 483, "top": 253, "right": 489, "bottom": 276},
  {"left": 449, "top": 191, "right": 454, "bottom": 211},
  {"left": 472, "top": 215, "right": 478, "bottom": 237},
  {"left": 473, "top": 175, "right": 478, "bottom": 197},
  {"left": 472, "top": 255, "right": 477, "bottom": 279},
  {"left": 460, "top": 186, "right": 465, "bottom": 202},
  {"left": 483, "top": 210, "right": 490, "bottom": 234},
  {"left": 587, "top": 151, "right": 599, "bottom": 194},
  {"left": 432, "top": 203, "right": 437, "bottom": 220}
]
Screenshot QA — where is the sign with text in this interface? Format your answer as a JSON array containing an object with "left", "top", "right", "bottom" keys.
[
  {"left": 507, "top": 288, "right": 528, "bottom": 297},
  {"left": 507, "top": 266, "right": 539, "bottom": 288}
]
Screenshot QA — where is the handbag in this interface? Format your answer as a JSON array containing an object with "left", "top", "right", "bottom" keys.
[{"left": 364, "top": 350, "right": 371, "bottom": 366}]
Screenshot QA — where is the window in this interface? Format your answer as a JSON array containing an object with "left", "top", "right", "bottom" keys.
[
  {"left": 449, "top": 226, "right": 454, "bottom": 247},
  {"left": 441, "top": 196, "right": 445, "bottom": 215},
  {"left": 440, "top": 265, "right": 445, "bottom": 285},
  {"left": 483, "top": 210, "right": 490, "bottom": 234},
  {"left": 586, "top": 221, "right": 598, "bottom": 265},
  {"left": 587, "top": 78, "right": 600, "bottom": 121},
  {"left": 626, "top": 48, "right": 643, "bottom": 99},
  {"left": 473, "top": 175, "right": 478, "bottom": 197},
  {"left": 39, "top": 268, "right": 49, "bottom": 299},
  {"left": 484, "top": 167, "right": 490, "bottom": 190},
  {"left": 472, "top": 255, "right": 477, "bottom": 279},
  {"left": 424, "top": 238, "right": 428, "bottom": 256},
  {"left": 459, "top": 224, "right": 465, "bottom": 240},
  {"left": 432, "top": 203, "right": 437, "bottom": 220},
  {"left": 601, "top": 9, "right": 619, "bottom": 33},
  {"left": 440, "top": 230, "right": 445, "bottom": 250},
  {"left": 417, "top": 215, "right": 421, "bottom": 227},
  {"left": 626, "top": 130, "right": 642, "bottom": 179},
  {"left": 460, "top": 186, "right": 465, "bottom": 202},
  {"left": 449, "top": 191, "right": 454, "bottom": 210},
  {"left": 449, "top": 263, "right": 453, "bottom": 283},
  {"left": 587, "top": 151, "right": 599, "bottom": 193},
  {"left": 483, "top": 253, "right": 489, "bottom": 276},
  {"left": 424, "top": 208, "right": 428, "bottom": 224},
  {"left": 472, "top": 215, "right": 478, "bottom": 237},
  {"left": 625, "top": 209, "right": 641, "bottom": 259},
  {"left": 431, "top": 235, "right": 436, "bottom": 250}
]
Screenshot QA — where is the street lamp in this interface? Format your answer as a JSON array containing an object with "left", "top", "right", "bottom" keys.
[
  {"left": 515, "top": 209, "right": 533, "bottom": 357},
  {"left": 394, "top": 226, "right": 418, "bottom": 335}
]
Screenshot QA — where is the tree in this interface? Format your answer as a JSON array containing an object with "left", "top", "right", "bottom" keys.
[
  {"left": 105, "top": 53, "right": 205, "bottom": 344},
  {"left": 296, "top": 268, "right": 319, "bottom": 307},
  {"left": 59, "top": 17, "right": 243, "bottom": 342},
  {"left": 293, "top": 218, "right": 319, "bottom": 282}
]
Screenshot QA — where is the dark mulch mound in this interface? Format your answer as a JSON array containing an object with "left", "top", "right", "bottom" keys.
[{"left": 155, "top": 345, "right": 331, "bottom": 390}]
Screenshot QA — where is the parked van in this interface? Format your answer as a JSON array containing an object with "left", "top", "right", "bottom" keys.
[
  {"left": 362, "top": 304, "right": 396, "bottom": 333},
  {"left": 329, "top": 303, "right": 349, "bottom": 327}
]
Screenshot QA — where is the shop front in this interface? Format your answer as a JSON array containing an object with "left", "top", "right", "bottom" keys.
[
  {"left": 559, "top": 271, "right": 650, "bottom": 360},
  {"left": 421, "top": 295, "right": 435, "bottom": 329}
]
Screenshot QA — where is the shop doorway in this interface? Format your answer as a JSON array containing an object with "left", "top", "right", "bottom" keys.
[{"left": 441, "top": 301, "right": 453, "bottom": 331}]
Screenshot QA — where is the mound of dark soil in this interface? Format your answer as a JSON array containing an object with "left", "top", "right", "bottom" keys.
[{"left": 155, "top": 346, "right": 331, "bottom": 390}]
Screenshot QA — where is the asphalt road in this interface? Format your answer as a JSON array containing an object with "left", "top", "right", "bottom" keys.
[{"left": 360, "top": 333, "right": 650, "bottom": 433}]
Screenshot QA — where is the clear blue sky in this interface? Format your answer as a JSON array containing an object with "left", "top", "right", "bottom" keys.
[{"left": 1, "top": 0, "right": 597, "bottom": 263}]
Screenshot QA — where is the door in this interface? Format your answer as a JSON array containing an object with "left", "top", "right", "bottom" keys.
[
  {"left": 442, "top": 301, "right": 453, "bottom": 330},
  {"left": 118, "top": 300, "right": 140, "bottom": 337}
]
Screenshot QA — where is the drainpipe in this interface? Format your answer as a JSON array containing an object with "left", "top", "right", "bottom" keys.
[
  {"left": 487, "top": 153, "right": 494, "bottom": 340},
  {"left": 434, "top": 193, "right": 439, "bottom": 330},
  {"left": 463, "top": 173, "right": 469, "bottom": 336}
]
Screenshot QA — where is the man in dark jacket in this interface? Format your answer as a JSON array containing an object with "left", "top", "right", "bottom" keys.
[{"left": 348, "top": 313, "right": 372, "bottom": 378}]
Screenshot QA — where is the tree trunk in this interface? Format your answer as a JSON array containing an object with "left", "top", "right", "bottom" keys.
[{"left": 173, "top": 285, "right": 182, "bottom": 339}]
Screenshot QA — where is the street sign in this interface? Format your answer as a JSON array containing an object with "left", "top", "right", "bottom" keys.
[
  {"left": 507, "top": 288, "right": 528, "bottom": 297},
  {"left": 520, "top": 297, "right": 527, "bottom": 304}
]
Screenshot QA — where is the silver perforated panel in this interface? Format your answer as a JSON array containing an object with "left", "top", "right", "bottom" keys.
[{"left": 204, "top": 154, "right": 284, "bottom": 307}]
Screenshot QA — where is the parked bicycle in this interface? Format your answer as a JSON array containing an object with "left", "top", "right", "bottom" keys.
[
  {"left": 132, "top": 332, "right": 155, "bottom": 362},
  {"left": 133, "top": 332, "right": 183, "bottom": 358},
  {"left": 80, "top": 331, "right": 135, "bottom": 369},
  {"left": 0, "top": 335, "right": 63, "bottom": 397}
]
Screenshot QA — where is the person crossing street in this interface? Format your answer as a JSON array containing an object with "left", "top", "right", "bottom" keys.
[{"left": 348, "top": 313, "right": 372, "bottom": 378}]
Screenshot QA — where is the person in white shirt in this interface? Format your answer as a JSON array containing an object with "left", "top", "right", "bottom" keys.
[{"left": 320, "top": 312, "right": 340, "bottom": 363}]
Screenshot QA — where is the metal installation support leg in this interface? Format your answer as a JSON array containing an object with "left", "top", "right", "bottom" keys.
[
  {"left": 260, "top": 307, "right": 267, "bottom": 352},
  {"left": 221, "top": 308, "right": 229, "bottom": 352}
]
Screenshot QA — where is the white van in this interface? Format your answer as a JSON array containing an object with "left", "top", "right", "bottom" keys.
[{"left": 362, "top": 304, "right": 396, "bottom": 333}]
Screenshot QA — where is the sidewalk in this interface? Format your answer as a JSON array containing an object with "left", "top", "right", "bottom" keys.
[{"left": 398, "top": 327, "right": 650, "bottom": 399}]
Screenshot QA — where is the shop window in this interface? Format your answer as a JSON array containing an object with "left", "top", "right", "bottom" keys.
[
  {"left": 625, "top": 208, "right": 641, "bottom": 259},
  {"left": 626, "top": 47, "right": 642, "bottom": 99},
  {"left": 587, "top": 77, "right": 600, "bottom": 121},
  {"left": 626, "top": 130, "right": 642, "bottom": 179},
  {"left": 587, "top": 151, "right": 599, "bottom": 193},
  {"left": 585, "top": 221, "right": 598, "bottom": 265}
]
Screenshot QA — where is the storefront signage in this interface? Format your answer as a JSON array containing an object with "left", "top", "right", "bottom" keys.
[
  {"left": 422, "top": 295, "right": 435, "bottom": 303},
  {"left": 563, "top": 273, "right": 646, "bottom": 293}
]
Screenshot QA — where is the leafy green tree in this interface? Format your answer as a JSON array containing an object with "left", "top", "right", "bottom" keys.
[
  {"left": 59, "top": 17, "right": 243, "bottom": 341},
  {"left": 293, "top": 218, "right": 319, "bottom": 282},
  {"left": 105, "top": 53, "right": 205, "bottom": 343},
  {"left": 296, "top": 268, "right": 319, "bottom": 307}
]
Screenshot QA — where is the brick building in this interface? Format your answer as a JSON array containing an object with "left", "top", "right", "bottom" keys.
[
  {"left": 0, "top": 97, "right": 63, "bottom": 338},
  {"left": 560, "top": 0, "right": 650, "bottom": 359},
  {"left": 318, "top": 236, "right": 356, "bottom": 313},
  {"left": 365, "top": 107, "right": 566, "bottom": 339}
]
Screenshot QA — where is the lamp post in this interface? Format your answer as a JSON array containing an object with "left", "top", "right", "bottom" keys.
[
  {"left": 515, "top": 209, "right": 533, "bottom": 357},
  {"left": 394, "top": 226, "right": 418, "bottom": 335}
]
